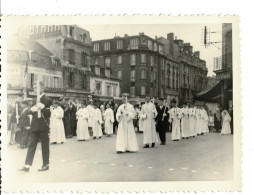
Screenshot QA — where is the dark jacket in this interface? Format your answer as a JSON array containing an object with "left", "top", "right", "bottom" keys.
[
  {"left": 155, "top": 105, "right": 169, "bottom": 123},
  {"left": 29, "top": 94, "right": 52, "bottom": 132}
]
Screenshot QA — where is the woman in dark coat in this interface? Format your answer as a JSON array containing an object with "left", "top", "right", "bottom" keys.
[{"left": 214, "top": 108, "right": 222, "bottom": 133}]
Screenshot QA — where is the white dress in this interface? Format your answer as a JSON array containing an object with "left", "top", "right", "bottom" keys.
[
  {"left": 141, "top": 102, "right": 159, "bottom": 144},
  {"left": 221, "top": 110, "right": 231, "bottom": 135},
  {"left": 168, "top": 107, "right": 182, "bottom": 140},
  {"left": 138, "top": 109, "right": 144, "bottom": 132},
  {"left": 104, "top": 108, "right": 114, "bottom": 135},
  {"left": 203, "top": 109, "right": 209, "bottom": 133},
  {"left": 93, "top": 108, "right": 103, "bottom": 137},
  {"left": 50, "top": 106, "right": 66, "bottom": 143},
  {"left": 76, "top": 108, "right": 90, "bottom": 140},
  {"left": 196, "top": 108, "right": 202, "bottom": 134},
  {"left": 181, "top": 107, "right": 189, "bottom": 138},
  {"left": 87, "top": 105, "right": 95, "bottom": 128},
  {"left": 116, "top": 103, "right": 139, "bottom": 152},
  {"left": 188, "top": 108, "right": 196, "bottom": 137}
]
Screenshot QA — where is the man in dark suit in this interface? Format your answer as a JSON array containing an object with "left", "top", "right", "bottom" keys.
[
  {"left": 20, "top": 81, "right": 52, "bottom": 172},
  {"left": 155, "top": 98, "right": 169, "bottom": 145},
  {"left": 69, "top": 99, "right": 78, "bottom": 136}
]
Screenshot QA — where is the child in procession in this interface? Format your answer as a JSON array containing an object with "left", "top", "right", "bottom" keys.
[
  {"left": 76, "top": 100, "right": 90, "bottom": 141},
  {"left": 104, "top": 103, "right": 115, "bottom": 137}
]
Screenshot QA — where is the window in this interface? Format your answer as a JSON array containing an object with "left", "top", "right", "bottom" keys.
[
  {"left": 93, "top": 43, "right": 99, "bottom": 52},
  {"left": 150, "top": 72, "right": 153, "bottom": 81},
  {"left": 141, "top": 54, "right": 146, "bottom": 63},
  {"left": 148, "top": 40, "right": 153, "bottom": 50},
  {"left": 55, "top": 25, "right": 60, "bottom": 31},
  {"left": 154, "top": 43, "right": 158, "bottom": 51},
  {"left": 104, "top": 42, "right": 111, "bottom": 51},
  {"left": 69, "top": 26, "right": 74, "bottom": 38},
  {"left": 150, "top": 56, "right": 154, "bottom": 67},
  {"left": 30, "top": 26, "right": 35, "bottom": 35},
  {"left": 130, "top": 86, "right": 135, "bottom": 96},
  {"left": 153, "top": 71, "right": 157, "bottom": 81},
  {"left": 95, "top": 82, "right": 101, "bottom": 95},
  {"left": 106, "top": 85, "right": 111, "bottom": 96},
  {"left": 130, "top": 54, "right": 136, "bottom": 65},
  {"left": 159, "top": 45, "right": 163, "bottom": 53},
  {"left": 41, "top": 25, "right": 46, "bottom": 33},
  {"left": 95, "top": 67, "right": 100, "bottom": 75},
  {"left": 68, "top": 49, "right": 75, "bottom": 65},
  {"left": 113, "top": 85, "right": 117, "bottom": 97},
  {"left": 94, "top": 57, "right": 98, "bottom": 65},
  {"left": 105, "top": 69, "right": 110, "bottom": 78},
  {"left": 53, "top": 59, "right": 60, "bottom": 67},
  {"left": 54, "top": 77, "right": 59, "bottom": 88},
  {"left": 117, "top": 40, "right": 123, "bottom": 49},
  {"left": 117, "top": 70, "right": 122, "bottom": 79},
  {"left": 130, "top": 38, "right": 139, "bottom": 46},
  {"left": 81, "top": 52, "right": 88, "bottom": 67},
  {"left": 69, "top": 72, "right": 74, "bottom": 87},
  {"left": 141, "top": 86, "right": 146, "bottom": 95},
  {"left": 48, "top": 25, "right": 52, "bottom": 32},
  {"left": 105, "top": 57, "right": 110, "bottom": 67},
  {"left": 141, "top": 69, "right": 146, "bottom": 79},
  {"left": 81, "top": 74, "right": 87, "bottom": 89},
  {"left": 117, "top": 55, "right": 122, "bottom": 64},
  {"left": 30, "top": 73, "right": 34, "bottom": 88},
  {"left": 131, "top": 70, "right": 135, "bottom": 81},
  {"left": 81, "top": 33, "right": 87, "bottom": 43}
]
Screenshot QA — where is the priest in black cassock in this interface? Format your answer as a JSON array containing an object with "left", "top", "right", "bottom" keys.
[{"left": 155, "top": 98, "right": 169, "bottom": 145}]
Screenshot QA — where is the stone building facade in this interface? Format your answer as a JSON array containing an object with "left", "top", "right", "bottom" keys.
[
  {"left": 7, "top": 35, "right": 63, "bottom": 104},
  {"left": 91, "top": 33, "right": 173, "bottom": 104}
]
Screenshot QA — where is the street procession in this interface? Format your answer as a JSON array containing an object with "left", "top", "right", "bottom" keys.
[{"left": 5, "top": 23, "right": 234, "bottom": 182}]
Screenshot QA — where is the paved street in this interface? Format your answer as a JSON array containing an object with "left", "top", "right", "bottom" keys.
[{"left": 6, "top": 132, "right": 233, "bottom": 183}]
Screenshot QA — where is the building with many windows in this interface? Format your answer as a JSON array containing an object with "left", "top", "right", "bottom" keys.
[
  {"left": 158, "top": 33, "right": 208, "bottom": 105},
  {"left": 7, "top": 35, "right": 63, "bottom": 104},
  {"left": 91, "top": 33, "right": 170, "bottom": 104}
]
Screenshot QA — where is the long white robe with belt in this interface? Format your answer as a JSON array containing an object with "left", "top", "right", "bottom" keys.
[
  {"left": 168, "top": 107, "right": 182, "bottom": 140},
  {"left": 76, "top": 108, "right": 90, "bottom": 140},
  {"left": 188, "top": 108, "right": 196, "bottom": 137},
  {"left": 104, "top": 108, "right": 114, "bottom": 135},
  {"left": 196, "top": 108, "right": 202, "bottom": 134},
  {"left": 202, "top": 109, "right": 209, "bottom": 133},
  {"left": 93, "top": 108, "right": 103, "bottom": 137},
  {"left": 116, "top": 103, "right": 139, "bottom": 152},
  {"left": 50, "top": 106, "right": 66, "bottom": 143},
  {"left": 87, "top": 105, "right": 95, "bottom": 128},
  {"left": 181, "top": 107, "right": 189, "bottom": 138},
  {"left": 141, "top": 102, "right": 159, "bottom": 144}
]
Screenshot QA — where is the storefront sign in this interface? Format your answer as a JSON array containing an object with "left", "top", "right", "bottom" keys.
[{"left": 29, "top": 91, "right": 63, "bottom": 97}]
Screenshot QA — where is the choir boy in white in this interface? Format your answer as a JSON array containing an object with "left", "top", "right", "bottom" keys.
[
  {"left": 140, "top": 96, "right": 158, "bottom": 148},
  {"left": 87, "top": 100, "right": 94, "bottom": 136},
  {"left": 93, "top": 104, "right": 103, "bottom": 139},
  {"left": 168, "top": 99, "right": 182, "bottom": 141},
  {"left": 181, "top": 102, "right": 189, "bottom": 139},
  {"left": 116, "top": 93, "right": 139, "bottom": 154},
  {"left": 50, "top": 101, "right": 66, "bottom": 144},
  {"left": 76, "top": 100, "right": 90, "bottom": 141},
  {"left": 104, "top": 103, "right": 115, "bottom": 137}
]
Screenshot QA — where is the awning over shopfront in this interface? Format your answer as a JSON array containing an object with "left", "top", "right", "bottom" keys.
[{"left": 194, "top": 81, "right": 222, "bottom": 103}]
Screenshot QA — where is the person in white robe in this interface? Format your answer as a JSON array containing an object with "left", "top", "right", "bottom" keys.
[
  {"left": 50, "top": 101, "right": 66, "bottom": 144},
  {"left": 202, "top": 107, "right": 209, "bottom": 133},
  {"left": 138, "top": 103, "right": 145, "bottom": 133},
  {"left": 86, "top": 100, "right": 95, "bottom": 136},
  {"left": 168, "top": 99, "right": 182, "bottom": 141},
  {"left": 93, "top": 104, "right": 103, "bottom": 139},
  {"left": 104, "top": 103, "right": 114, "bottom": 136},
  {"left": 195, "top": 105, "right": 202, "bottom": 135},
  {"left": 220, "top": 109, "right": 231, "bottom": 135},
  {"left": 116, "top": 93, "right": 139, "bottom": 153},
  {"left": 181, "top": 102, "right": 189, "bottom": 139},
  {"left": 188, "top": 103, "right": 196, "bottom": 137},
  {"left": 76, "top": 101, "right": 90, "bottom": 141},
  {"left": 141, "top": 96, "right": 158, "bottom": 148}
]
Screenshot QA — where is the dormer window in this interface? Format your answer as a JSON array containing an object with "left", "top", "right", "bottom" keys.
[{"left": 81, "top": 33, "right": 87, "bottom": 43}]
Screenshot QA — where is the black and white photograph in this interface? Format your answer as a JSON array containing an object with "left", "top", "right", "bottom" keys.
[{"left": 1, "top": 16, "right": 241, "bottom": 192}]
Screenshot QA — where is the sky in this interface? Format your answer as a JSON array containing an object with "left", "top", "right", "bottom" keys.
[
  {"left": 81, "top": 24, "right": 222, "bottom": 76},
  {"left": 8, "top": 23, "right": 222, "bottom": 76}
]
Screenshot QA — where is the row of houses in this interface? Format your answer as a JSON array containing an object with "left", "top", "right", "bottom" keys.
[{"left": 7, "top": 25, "right": 208, "bottom": 105}]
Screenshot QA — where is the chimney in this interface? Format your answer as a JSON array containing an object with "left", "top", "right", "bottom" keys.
[{"left": 194, "top": 51, "right": 200, "bottom": 58}]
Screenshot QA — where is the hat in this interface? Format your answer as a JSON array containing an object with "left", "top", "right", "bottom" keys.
[
  {"left": 53, "top": 101, "right": 62, "bottom": 105},
  {"left": 171, "top": 98, "right": 177, "bottom": 104},
  {"left": 21, "top": 100, "right": 29, "bottom": 105},
  {"left": 122, "top": 93, "right": 129, "bottom": 97},
  {"left": 158, "top": 98, "right": 164, "bottom": 101}
]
